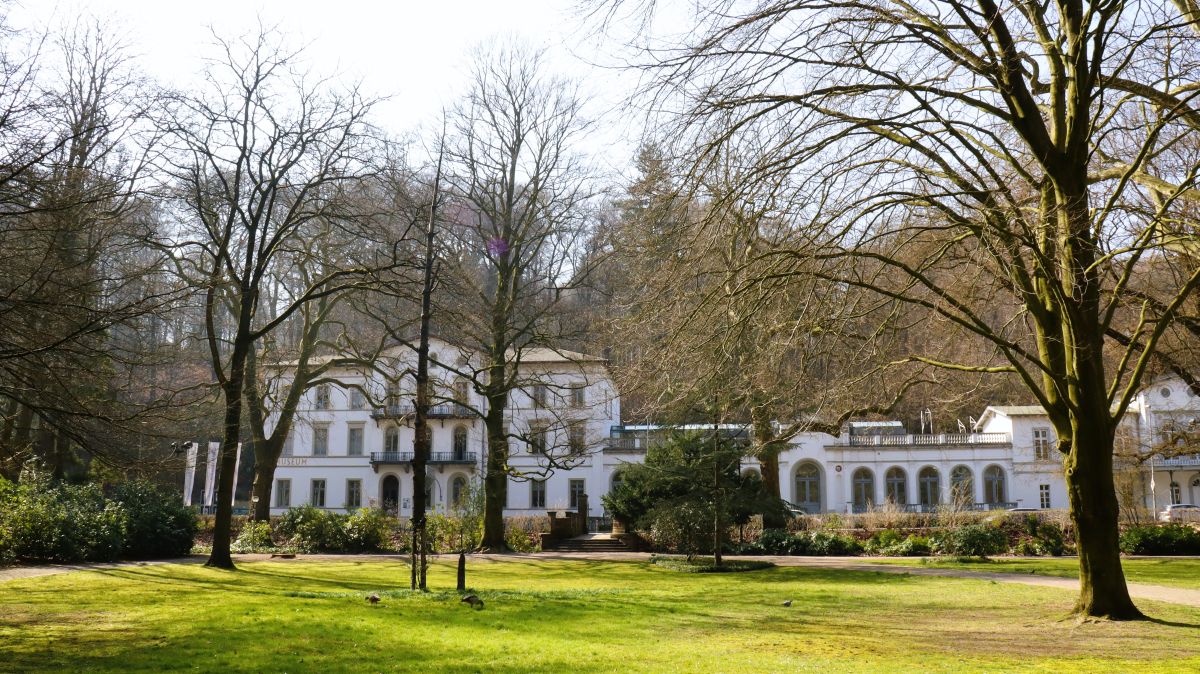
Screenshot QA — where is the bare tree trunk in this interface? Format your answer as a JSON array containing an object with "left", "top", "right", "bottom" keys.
[{"left": 249, "top": 435, "right": 284, "bottom": 521}]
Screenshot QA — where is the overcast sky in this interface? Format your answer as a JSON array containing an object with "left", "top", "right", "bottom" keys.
[{"left": 9, "top": 0, "right": 653, "bottom": 173}]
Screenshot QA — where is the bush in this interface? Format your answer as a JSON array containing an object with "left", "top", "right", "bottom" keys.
[
  {"left": 110, "top": 481, "right": 198, "bottom": 559},
  {"left": 931, "top": 524, "right": 1007, "bottom": 557},
  {"left": 806, "top": 530, "right": 862, "bottom": 556},
  {"left": 864, "top": 530, "right": 930, "bottom": 556},
  {"left": 276, "top": 505, "right": 347, "bottom": 552},
  {"left": 1120, "top": 524, "right": 1200, "bottom": 555},
  {"left": 1, "top": 465, "right": 127, "bottom": 563},
  {"left": 343, "top": 508, "right": 391, "bottom": 553},
  {"left": 231, "top": 520, "right": 276, "bottom": 553},
  {"left": 756, "top": 528, "right": 809, "bottom": 555}
]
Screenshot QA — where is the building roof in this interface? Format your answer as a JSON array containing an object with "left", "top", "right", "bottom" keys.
[
  {"left": 268, "top": 339, "right": 605, "bottom": 370},
  {"left": 512, "top": 347, "right": 606, "bottom": 364},
  {"left": 986, "top": 406, "right": 1046, "bottom": 417}
]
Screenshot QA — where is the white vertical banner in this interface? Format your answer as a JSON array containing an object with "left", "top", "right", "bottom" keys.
[
  {"left": 203, "top": 441, "right": 219, "bottom": 509},
  {"left": 183, "top": 442, "right": 198, "bottom": 506},
  {"left": 230, "top": 443, "right": 242, "bottom": 507}
]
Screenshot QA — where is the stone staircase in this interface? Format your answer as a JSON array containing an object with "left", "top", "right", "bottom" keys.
[{"left": 541, "top": 533, "right": 630, "bottom": 553}]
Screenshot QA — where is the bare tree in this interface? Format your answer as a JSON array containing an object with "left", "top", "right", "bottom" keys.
[
  {"left": 0, "top": 16, "right": 186, "bottom": 479},
  {"left": 438, "top": 41, "right": 601, "bottom": 550},
  {"left": 608, "top": 0, "right": 1200, "bottom": 619},
  {"left": 163, "top": 27, "right": 389, "bottom": 569}
]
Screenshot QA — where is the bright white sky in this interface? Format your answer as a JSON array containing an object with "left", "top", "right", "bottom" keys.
[{"left": 9, "top": 0, "right": 657, "bottom": 174}]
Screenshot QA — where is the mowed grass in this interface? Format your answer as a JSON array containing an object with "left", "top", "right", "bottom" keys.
[
  {"left": 869, "top": 557, "right": 1200, "bottom": 590},
  {"left": 2, "top": 557, "right": 1200, "bottom": 673}
]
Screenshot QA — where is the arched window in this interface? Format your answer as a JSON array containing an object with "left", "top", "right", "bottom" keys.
[
  {"left": 385, "top": 427, "right": 400, "bottom": 454},
  {"left": 918, "top": 467, "right": 940, "bottom": 508},
  {"left": 885, "top": 467, "right": 907, "bottom": 505},
  {"left": 1170, "top": 481, "right": 1182, "bottom": 505},
  {"left": 452, "top": 426, "right": 468, "bottom": 460},
  {"left": 385, "top": 380, "right": 400, "bottom": 410},
  {"left": 453, "top": 379, "right": 470, "bottom": 408},
  {"left": 950, "top": 466, "right": 974, "bottom": 506},
  {"left": 450, "top": 475, "right": 468, "bottom": 508},
  {"left": 381, "top": 475, "right": 400, "bottom": 515},
  {"left": 793, "top": 462, "right": 822, "bottom": 513},
  {"left": 983, "top": 465, "right": 1006, "bottom": 505},
  {"left": 852, "top": 468, "right": 874, "bottom": 511}
]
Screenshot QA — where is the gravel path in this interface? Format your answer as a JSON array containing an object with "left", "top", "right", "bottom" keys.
[{"left": 3, "top": 552, "right": 1198, "bottom": 609}]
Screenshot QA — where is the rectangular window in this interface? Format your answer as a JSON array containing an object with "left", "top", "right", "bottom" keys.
[
  {"left": 275, "top": 479, "right": 291, "bottom": 508},
  {"left": 347, "top": 425, "right": 364, "bottom": 457},
  {"left": 311, "top": 479, "right": 326, "bottom": 507},
  {"left": 346, "top": 479, "right": 362, "bottom": 509},
  {"left": 568, "top": 479, "right": 585, "bottom": 509},
  {"left": 568, "top": 421, "right": 586, "bottom": 455},
  {"left": 529, "top": 422, "right": 547, "bottom": 454},
  {"left": 1039, "top": 484, "right": 1051, "bottom": 509},
  {"left": 313, "top": 425, "right": 329, "bottom": 456},
  {"left": 282, "top": 431, "right": 294, "bottom": 457},
  {"left": 1032, "top": 427, "right": 1052, "bottom": 460},
  {"left": 315, "top": 384, "right": 331, "bottom": 410},
  {"left": 531, "top": 480, "right": 546, "bottom": 508},
  {"left": 350, "top": 388, "right": 367, "bottom": 410},
  {"left": 532, "top": 384, "right": 547, "bottom": 408},
  {"left": 571, "top": 385, "right": 586, "bottom": 408}
]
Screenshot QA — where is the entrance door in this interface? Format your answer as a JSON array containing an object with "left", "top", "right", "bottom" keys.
[{"left": 381, "top": 475, "right": 400, "bottom": 515}]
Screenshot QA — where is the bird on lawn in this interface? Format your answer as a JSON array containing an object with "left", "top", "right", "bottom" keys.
[
  {"left": 782, "top": 600, "right": 793, "bottom": 607},
  {"left": 366, "top": 593, "right": 381, "bottom": 605},
  {"left": 461, "top": 594, "right": 485, "bottom": 610}
]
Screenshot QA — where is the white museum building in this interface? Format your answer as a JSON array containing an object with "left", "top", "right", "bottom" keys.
[{"left": 268, "top": 339, "right": 1200, "bottom": 519}]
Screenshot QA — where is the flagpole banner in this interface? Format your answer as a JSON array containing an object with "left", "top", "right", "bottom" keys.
[
  {"left": 203, "top": 441, "right": 219, "bottom": 508},
  {"left": 230, "top": 442, "right": 242, "bottom": 507},
  {"left": 183, "top": 442, "right": 198, "bottom": 506}
]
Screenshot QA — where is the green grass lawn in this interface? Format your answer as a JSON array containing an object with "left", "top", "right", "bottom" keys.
[
  {"left": 869, "top": 557, "right": 1200, "bottom": 590},
  {"left": 2, "top": 557, "right": 1199, "bottom": 673}
]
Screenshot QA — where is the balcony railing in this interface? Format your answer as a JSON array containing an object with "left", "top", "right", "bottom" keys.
[
  {"left": 606, "top": 436, "right": 652, "bottom": 452},
  {"left": 370, "top": 403, "right": 475, "bottom": 420},
  {"left": 1154, "top": 454, "right": 1200, "bottom": 468},
  {"left": 842, "top": 432, "right": 1010, "bottom": 447},
  {"left": 369, "top": 451, "right": 478, "bottom": 466},
  {"left": 849, "top": 502, "right": 1018, "bottom": 514}
]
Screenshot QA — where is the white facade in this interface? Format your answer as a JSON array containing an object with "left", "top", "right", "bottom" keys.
[
  {"left": 269, "top": 338, "right": 620, "bottom": 518},
  {"left": 269, "top": 346, "right": 1199, "bottom": 518}
]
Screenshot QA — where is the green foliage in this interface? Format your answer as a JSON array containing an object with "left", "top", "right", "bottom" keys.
[
  {"left": 231, "top": 521, "right": 276, "bottom": 553},
  {"left": 276, "top": 505, "right": 347, "bottom": 552},
  {"left": 343, "top": 508, "right": 391, "bottom": 553},
  {"left": 504, "top": 521, "right": 539, "bottom": 553},
  {"left": 806, "top": 531, "right": 862, "bottom": 556},
  {"left": 930, "top": 524, "right": 1007, "bottom": 557},
  {"left": 603, "top": 432, "right": 778, "bottom": 557},
  {"left": 864, "top": 530, "right": 930, "bottom": 556},
  {"left": 745, "top": 528, "right": 862, "bottom": 556},
  {"left": 0, "top": 463, "right": 127, "bottom": 562},
  {"left": 1120, "top": 525, "right": 1200, "bottom": 555},
  {"left": 109, "top": 481, "right": 198, "bottom": 559}
]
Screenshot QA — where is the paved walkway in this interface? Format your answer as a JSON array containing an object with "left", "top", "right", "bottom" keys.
[
  {"left": 0, "top": 556, "right": 203, "bottom": 582},
  {"left": 4, "top": 552, "right": 1199, "bottom": 609}
]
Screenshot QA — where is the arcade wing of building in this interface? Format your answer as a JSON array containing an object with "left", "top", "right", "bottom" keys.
[{"left": 269, "top": 342, "right": 1200, "bottom": 518}]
